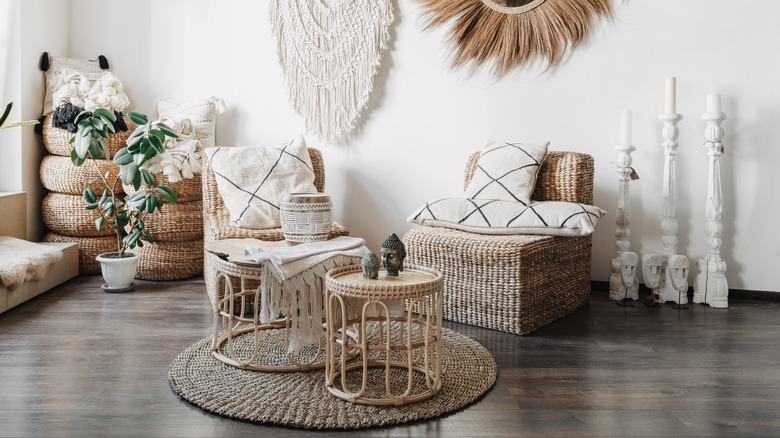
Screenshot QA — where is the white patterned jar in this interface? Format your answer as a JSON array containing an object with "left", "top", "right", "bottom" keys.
[{"left": 280, "top": 193, "right": 333, "bottom": 245}]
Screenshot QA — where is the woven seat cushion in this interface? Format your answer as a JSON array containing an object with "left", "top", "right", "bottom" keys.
[{"left": 408, "top": 198, "right": 605, "bottom": 236}]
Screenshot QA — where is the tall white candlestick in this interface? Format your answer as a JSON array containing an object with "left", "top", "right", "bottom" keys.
[
  {"left": 707, "top": 94, "right": 722, "bottom": 113},
  {"left": 665, "top": 77, "right": 677, "bottom": 114},
  {"left": 620, "top": 109, "right": 632, "bottom": 146}
]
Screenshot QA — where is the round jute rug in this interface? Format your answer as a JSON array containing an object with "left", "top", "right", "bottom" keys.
[{"left": 168, "top": 328, "right": 496, "bottom": 429}]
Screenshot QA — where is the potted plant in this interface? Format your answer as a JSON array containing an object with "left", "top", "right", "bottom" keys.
[{"left": 70, "top": 108, "right": 179, "bottom": 291}]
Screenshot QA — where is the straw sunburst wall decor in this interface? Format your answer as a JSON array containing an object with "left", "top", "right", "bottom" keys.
[{"left": 418, "top": 0, "right": 613, "bottom": 76}]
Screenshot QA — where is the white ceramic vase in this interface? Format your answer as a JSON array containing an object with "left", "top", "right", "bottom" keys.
[{"left": 96, "top": 252, "right": 140, "bottom": 291}]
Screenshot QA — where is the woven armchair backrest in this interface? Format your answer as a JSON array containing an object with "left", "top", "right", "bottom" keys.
[
  {"left": 464, "top": 150, "right": 595, "bottom": 205},
  {"left": 202, "top": 147, "right": 326, "bottom": 219}
]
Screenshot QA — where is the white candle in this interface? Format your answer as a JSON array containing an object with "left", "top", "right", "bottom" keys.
[
  {"left": 665, "top": 77, "right": 676, "bottom": 114},
  {"left": 707, "top": 94, "right": 722, "bottom": 113},
  {"left": 620, "top": 109, "right": 632, "bottom": 146}
]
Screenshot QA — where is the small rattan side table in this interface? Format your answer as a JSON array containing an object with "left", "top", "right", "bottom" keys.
[
  {"left": 325, "top": 264, "right": 444, "bottom": 406},
  {"left": 208, "top": 241, "right": 325, "bottom": 372}
]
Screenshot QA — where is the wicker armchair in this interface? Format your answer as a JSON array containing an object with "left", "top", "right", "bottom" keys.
[
  {"left": 403, "top": 151, "right": 595, "bottom": 335},
  {"left": 202, "top": 147, "right": 349, "bottom": 310}
]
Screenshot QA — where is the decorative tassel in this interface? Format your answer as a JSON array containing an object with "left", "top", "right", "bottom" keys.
[
  {"left": 418, "top": 0, "right": 613, "bottom": 76},
  {"left": 39, "top": 52, "right": 49, "bottom": 71},
  {"left": 98, "top": 55, "right": 109, "bottom": 70}
]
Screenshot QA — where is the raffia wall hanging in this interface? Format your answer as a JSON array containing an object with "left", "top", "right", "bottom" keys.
[
  {"left": 418, "top": 0, "right": 613, "bottom": 76},
  {"left": 270, "top": 0, "right": 394, "bottom": 144}
]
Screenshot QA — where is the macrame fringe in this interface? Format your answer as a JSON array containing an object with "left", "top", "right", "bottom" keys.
[
  {"left": 418, "top": 0, "right": 613, "bottom": 76},
  {"left": 258, "top": 255, "right": 364, "bottom": 353},
  {"left": 270, "top": 0, "right": 394, "bottom": 144}
]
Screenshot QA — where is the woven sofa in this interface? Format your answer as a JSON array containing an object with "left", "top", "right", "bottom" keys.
[
  {"left": 403, "top": 151, "right": 595, "bottom": 335},
  {"left": 202, "top": 147, "right": 349, "bottom": 310}
]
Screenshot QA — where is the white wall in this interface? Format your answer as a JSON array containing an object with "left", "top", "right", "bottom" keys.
[
  {"left": 56, "top": 0, "right": 780, "bottom": 292},
  {"left": 0, "top": 0, "right": 68, "bottom": 240}
]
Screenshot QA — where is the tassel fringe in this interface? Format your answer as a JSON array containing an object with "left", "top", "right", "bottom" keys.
[
  {"left": 270, "top": 0, "right": 394, "bottom": 145},
  {"left": 418, "top": 0, "right": 613, "bottom": 76}
]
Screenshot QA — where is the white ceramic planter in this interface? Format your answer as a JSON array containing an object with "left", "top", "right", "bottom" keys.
[{"left": 96, "top": 252, "right": 140, "bottom": 292}]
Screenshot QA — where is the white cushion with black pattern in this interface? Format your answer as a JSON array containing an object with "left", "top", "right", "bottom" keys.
[
  {"left": 464, "top": 140, "right": 549, "bottom": 205},
  {"left": 408, "top": 197, "right": 606, "bottom": 237},
  {"left": 204, "top": 136, "right": 317, "bottom": 229}
]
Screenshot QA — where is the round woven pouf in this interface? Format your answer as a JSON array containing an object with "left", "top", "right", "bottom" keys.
[{"left": 169, "top": 327, "right": 496, "bottom": 429}]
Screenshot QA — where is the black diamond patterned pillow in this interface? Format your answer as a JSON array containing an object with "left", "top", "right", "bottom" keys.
[
  {"left": 408, "top": 197, "right": 606, "bottom": 237},
  {"left": 205, "top": 136, "right": 317, "bottom": 229},
  {"left": 464, "top": 140, "right": 549, "bottom": 205}
]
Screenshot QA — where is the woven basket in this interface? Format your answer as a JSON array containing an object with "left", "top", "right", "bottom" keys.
[
  {"left": 142, "top": 200, "right": 203, "bottom": 242},
  {"left": 124, "top": 172, "right": 202, "bottom": 203},
  {"left": 134, "top": 239, "right": 204, "bottom": 280},
  {"left": 42, "top": 112, "right": 136, "bottom": 157},
  {"left": 40, "top": 155, "right": 123, "bottom": 195},
  {"left": 43, "top": 232, "right": 116, "bottom": 274},
  {"left": 42, "top": 192, "right": 114, "bottom": 237}
]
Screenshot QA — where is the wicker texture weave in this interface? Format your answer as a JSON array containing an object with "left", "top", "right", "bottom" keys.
[
  {"left": 404, "top": 150, "right": 595, "bottom": 335},
  {"left": 43, "top": 232, "right": 116, "bottom": 274},
  {"left": 202, "top": 147, "right": 349, "bottom": 311},
  {"left": 42, "top": 112, "right": 135, "bottom": 157},
  {"left": 141, "top": 201, "right": 203, "bottom": 242},
  {"left": 40, "top": 155, "right": 123, "bottom": 195},
  {"left": 42, "top": 193, "right": 114, "bottom": 237},
  {"left": 134, "top": 239, "right": 204, "bottom": 280}
]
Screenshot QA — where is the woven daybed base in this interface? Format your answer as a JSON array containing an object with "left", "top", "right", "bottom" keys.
[
  {"left": 135, "top": 239, "right": 203, "bottom": 281},
  {"left": 40, "top": 156, "right": 123, "bottom": 195},
  {"left": 42, "top": 193, "right": 114, "bottom": 237},
  {"left": 43, "top": 232, "right": 115, "bottom": 274},
  {"left": 42, "top": 112, "right": 135, "bottom": 157},
  {"left": 404, "top": 227, "right": 592, "bottom": 335},
  {"left": 403, "top": 150, "right": 596, "bottom": 336}
]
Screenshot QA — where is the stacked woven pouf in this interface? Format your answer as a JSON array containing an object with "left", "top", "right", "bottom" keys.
[
  {"left": 123, "top": 172, "right": 204, "bottom": 281},
  {"left": 40, "top": 113, "right": 135, "bottom": 274}
]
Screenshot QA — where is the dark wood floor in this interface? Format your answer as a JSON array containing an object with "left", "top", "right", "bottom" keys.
[{"left": 1, "top": 275, "right": 778, "bottom": 437}]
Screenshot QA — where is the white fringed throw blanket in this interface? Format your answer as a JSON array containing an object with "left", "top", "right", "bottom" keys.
[
  {"left": 0, "top": 237, "right": 63, "bottom": 291},
  {"left": 270, "top": 0, "right": 394, "bottom": 144},
  {"left": 244, "top": 237, "right": 369, "bottom": 352}
]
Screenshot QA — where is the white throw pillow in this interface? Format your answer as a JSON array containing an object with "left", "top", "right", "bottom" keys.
[
  {"left": 464, "top": 140, "right": 549, "bottom": 205},
  {"left": 205, "top": 136, "right": 317, "bottom": 229},
  {"left": 42, "top": 54, "right": 109, "bottom": 115},
  {"left": 154, "top": 96, "right": 225, "bottom": 148},
  {"left": 408, "top": 197, "right": 606, "bottom": 237}
]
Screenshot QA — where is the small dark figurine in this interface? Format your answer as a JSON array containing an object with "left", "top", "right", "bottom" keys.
[
  {"left": 380, "top": 233, "right": 406, "bottom": 276},
  {"left": 361, "top": 251, "right": 379, "bottom": 279}
]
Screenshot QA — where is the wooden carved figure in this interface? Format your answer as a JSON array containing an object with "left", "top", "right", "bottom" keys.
[
  {"left": 642, "top": 253, "right": 663, "bottom": 305},
  {"left": 694, "top": 95, "right": 729, "bottom": 308},
  {"left": 667, "top": 255, "right": 690, "bottom": 305}
]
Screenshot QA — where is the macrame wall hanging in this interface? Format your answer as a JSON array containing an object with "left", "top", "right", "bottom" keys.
[
  {"left": 418, "top": 0, "right": 613, "bottom": 76},
  {"left": 270, "top": 0, "right": 394, "bottom": 144}
]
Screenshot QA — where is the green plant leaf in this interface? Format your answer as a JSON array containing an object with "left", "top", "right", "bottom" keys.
[
  {"left": 95, "top": 216, "right": 104, "bottom": 231},
  {"left": 0, "top": 102, "right": 12, "bottom": 127},
  {"left": 140, "top": 168, "right": 155, "bottom": 186},
  {"left": 121, "top": 162, "right": 138, "bottom": 186},
  {"left": 149, "top": 133, "right": 164, "bottom": 153},
  {"left": 83, "top": 188, "right": 97, "bottom": 203},
  {"left": 128, "top": 189, "right": 148, "bottom": 202},
  {"left": 85, "top": 202, "right": 98, "bottom": 210},
  {"left": 70, "top": 148, "right": 87, "bottom": 166},
  {"left": 113, "top": 148, "right": 133, "bottom": 165},
  {"left": 157, "top": 123, "right": 178, "bottom": 138},
  {"left": 155, "top": 185, "right": 178, "bottom": 204},
  {"left": 147, "top": 195, "right": 157, "bottom": 214},
  {"left": 127, "top": 112, "right": 148, "bottom": 125},
  {"left": 94, "top": 108, "right": 116, "bottom": 122}
]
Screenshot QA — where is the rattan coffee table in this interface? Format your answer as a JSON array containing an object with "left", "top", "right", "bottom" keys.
[
  {"left": 325, "top": 264, "right": 444, "bottom": 406},
  {"left": 207, "top": 239, "right": 336, "bottom": 372}
]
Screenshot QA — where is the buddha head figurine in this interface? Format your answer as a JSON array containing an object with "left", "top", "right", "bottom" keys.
[
  {"left": 380, "top": 233, "right": 406, "bottom": 276},
  {"left": 361, "top": 251, "right": 380, "bottom": 279}
]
